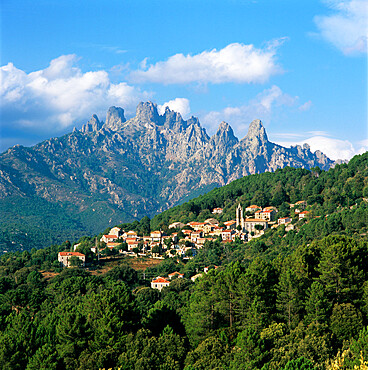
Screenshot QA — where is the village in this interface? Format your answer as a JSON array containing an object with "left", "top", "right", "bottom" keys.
[{"left": 57, "top": 201, "right": 310, "bottom": 288}]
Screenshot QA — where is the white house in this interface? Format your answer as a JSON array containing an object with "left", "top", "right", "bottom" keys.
[
  {"left": 109, "top": 227, "right": 122, "bottom": 238},
  {"left": 58, "top": 252, "right": 85, "bottom": 267},
  {"left": 151, "top": 277, "right": 170, "bottom": 291},
  {"left": 243, "top": 218, "right": 268, "bottom": 233}
]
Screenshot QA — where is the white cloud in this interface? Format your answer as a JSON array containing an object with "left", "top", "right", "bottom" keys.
[
  {"left": 314, "top": 0, "right": 368, "bottom": 55},
  {"left": 298, "top": 100, "right": 313, "bottom": 111},
  {"left": 0, "top": 55, "right": 151, "bottom": 133},
  {"left": 158, "top": 98, "right": 191, "bottom": 119},
  {"left": 302, "top": 136, "right": 356, "bottom": 160},
  {"left": 130, "top": 41, "right": 285, "bottom": 85},
  {"left": 200, "top": 85, "right": 301, "bottom": 137},
  {"left": 276, "top": 134, "right": 366, "bottom": 160}
]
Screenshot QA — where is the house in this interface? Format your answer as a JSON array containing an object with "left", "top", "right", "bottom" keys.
[
  {"left": 278, "top": 217, "right": 292, "bottom": 225},
  {"left": 209, "top": 226, "right": 224, "bottom": 236},
  {"left": 106, "top": 242, "right": 121, "bottom": 249},
  {"left": 224, "top": 220, "right": 237, "bottom": 230},
  {"left": 109, "top": 227, "right": 122, "bottom": 238},
  {"left": 203, "top": 224, "right": 214, "bottom": 234},
  {"left": 222, "top": 229, "right": 235, "bottom": 241},
  {"left": 182, "top": 229, "right": 193, "bottom": 236},
  {"left": 245, "top": 205, "right": 261, "bottom": 213},
  {"left": 191, "top": 273, "right": 203, "bottom": 282},
  {"left": 151, "top": 277, "right": 170, "bottom": 291},
  {"left": 169, "top": 222, "right": 186, "bottom": 229},
  {"left": 299, "top": 211, "right": 309, "bottom": 219},
  {"left": 125, "top": 230, "right": 138, "bottom": 240},
  {"left": 171, "top": 233, "right": 178, "bottom": 244},
  {"left": 150, "top": 230, "right": 162, "bottom": 242},
  {"left": 255, "top": 209, "right": 276, "bottom": 221},
  {"left": 191, "top": 231, "right": 202, "bottom": 242},
  {"left": 195, "top": 238, "right": 207, "bottom": 247},
  {"left": 295, "top": 200, "right": 307, "bottom": 209},
  {"left": 127, "top": 240, "right": 139, "bottom": 251},
  {"left": 58, "top": 252, "right": 85, "bottom": 267},
  {"left": 204, "top": 218, "right": 220, "bottom": 226},
  {"left": 264, "top": 206, "right": 278, "bottom": 212},
  {"left": 100, "top": 234, "right": 118, "bottom": 243},
  {"left": 290, "top": 201, "right": 307, "bottom": 213},
  {"left": 188, "top": 222, "right": 206, "bottom": 231},
  {"left": 212, "top": 207, "right": 223, "bottom": 214},
  {"left": 204, "top": 266, "right": 219, "bottom": 273},
  {"left": 168, "top": 272, "right": 184, "bottom": 280},
  {"left": 243, "top": 218, "right": 268, "bottom": 233}
]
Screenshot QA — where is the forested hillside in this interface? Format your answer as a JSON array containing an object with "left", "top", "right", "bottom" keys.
[
  {"left": 151, "top": 152, "right": 368, "bottom": 231},
  {"left": 0, "top": 152, "right": 367, "bottom": 369}
]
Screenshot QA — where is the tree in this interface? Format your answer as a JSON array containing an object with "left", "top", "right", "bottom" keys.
[
  {"left": 185, "top": 335, "right": 228, "bottom": 370},
  {"left": 330, "top": 303, "right": 363, "bottom": 344},
  {"left": 105, "top": 264, "right": 138, "bottom": 287},
  {"left": 26, "top": 270, "right": 44, "bottom": 288},
  {"left": 230, "top": 328, "right": 268, "bottom": 369},
  {"left": 151, "top": 245, "right": 161, "bottom": 255},
  {"left": 164, "top": 237, "right": 173, "bottom": 249},
  {"left": 254, "top": 224, "right": 264, "bottom": 232},
  {"left": 282, "top": 357, "right": 315, "bottom": 370},
  {"left": 317, "top": 236, "right": 368, "bottom": 305},
  {"left": 68, "top": 256, "right": 83, "bottom": 268},
  {"left": 304, "top": 281, "right": 329, "bottom": 325},
  {"left": 276, "top": 268, "right": 302, "bottom": 330},
  {"left": 134, "top": 287, "right": 160, "bottom": 315},
  {"left": 26, "top": 344, "right": 58, "bottom": 370}
]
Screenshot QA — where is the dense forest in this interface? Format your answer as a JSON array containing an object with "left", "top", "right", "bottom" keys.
[{"left": 0, "top": 152, "right": 367, "bottom": 369}]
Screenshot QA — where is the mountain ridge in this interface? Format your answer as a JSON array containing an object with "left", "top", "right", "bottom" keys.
[{"left": 0, "top": 101, "right": 335, "bottom": 250}]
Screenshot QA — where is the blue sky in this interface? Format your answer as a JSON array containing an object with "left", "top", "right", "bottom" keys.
[{"left": 1, "top": 0, "right": 367, "bottom": 159}]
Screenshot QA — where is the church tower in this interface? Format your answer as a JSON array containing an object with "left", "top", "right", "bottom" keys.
[{"left": 236, "top": 203, "right": 244, "bottom": 230}]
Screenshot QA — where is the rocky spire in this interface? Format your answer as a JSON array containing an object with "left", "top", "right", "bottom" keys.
[
  {"left": 214, "top": 121, "right": 238, "bottom": 146},
  {"left": 245, "top": 119, "right": 268, "bottom": 143},
  {"left": 81, "top": 114, "right": 102, "bottom": 133},
  {"left": 162, "top": 106, "right": 186, "bottom": 130},
  {"left": 136, "top": 101, "right": 160, "bottom": 123},
  {"left": 104, "top": 106, "right": 126, "bottom": 130}
]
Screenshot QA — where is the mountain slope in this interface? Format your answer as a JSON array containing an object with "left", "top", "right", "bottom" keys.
[{"left": 0, "top": 102, "right": 334, "bottom": 251}]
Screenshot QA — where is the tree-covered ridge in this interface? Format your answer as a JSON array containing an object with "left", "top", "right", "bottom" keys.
[
  {"left": 151, "top": 152, "right": 368, "bottom": 231},
  {"left": 0, "top": 152, "right": 367, "bottom": 369}
]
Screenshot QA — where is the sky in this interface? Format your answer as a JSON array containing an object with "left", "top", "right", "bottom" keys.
[{"left": 1, "top": 0, "right": 367, "bottom": 160}]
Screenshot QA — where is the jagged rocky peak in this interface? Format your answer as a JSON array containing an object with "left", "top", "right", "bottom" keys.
[
  {"left": 104, "top": 106, "right": 126, "bottom": 130},
  {"left": 213, "top": 121, "right": 238, "bottom": 144},
  {"left": 136, "top": 101, "right": 160, "bottom": 123},
  {"left": 162, "top": 106, "right": 186, "bottom": 130},
  {"left": 81, "top": 114, "right": 103, "bottom": 133},
  {"left": 187, "top": 116, "right": 201, "bottom": 127},
  {"left": 245, "top": 119, "right": 268, "bottom": 143}
]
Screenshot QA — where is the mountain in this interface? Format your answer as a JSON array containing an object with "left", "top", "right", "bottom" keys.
[{"left": 0, "top": 102, "right": 334, "bottom": 251}]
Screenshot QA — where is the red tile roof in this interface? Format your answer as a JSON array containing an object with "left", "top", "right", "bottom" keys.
[
  {"left": 59, "top": 252, "right": 85, "bottom": 257},
  {"left": 168, "top": 272, "right": 184, "bottom": 277},
  {"left": 152, "top": 277, "right": 170, "bottom": 283}
]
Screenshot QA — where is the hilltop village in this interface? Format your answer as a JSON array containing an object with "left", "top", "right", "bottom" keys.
[{"left": 57, "top": 201, "right": 310, "bottom": 285}]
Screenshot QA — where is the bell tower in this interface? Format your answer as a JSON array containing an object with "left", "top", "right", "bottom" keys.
[{"left": 236, "top": 203, "right": 244, "bottom": 230}]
